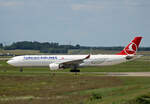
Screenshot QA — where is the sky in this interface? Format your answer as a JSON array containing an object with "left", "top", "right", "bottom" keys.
[{"left": 0, "top": 0, "right": 150, "bottom": 47}]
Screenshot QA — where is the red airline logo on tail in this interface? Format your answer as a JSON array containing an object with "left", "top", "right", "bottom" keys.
[{"left": 116, "top": 37, "right": 143, "bottom": 55}]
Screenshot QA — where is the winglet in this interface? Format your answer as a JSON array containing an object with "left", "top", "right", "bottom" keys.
[{"left": 85, "top": 54, "right": 90, "bottom": 59}]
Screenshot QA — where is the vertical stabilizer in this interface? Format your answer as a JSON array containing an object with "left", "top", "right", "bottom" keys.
[{"left": 116, "top": 37, "right": 143, "bottom": 55}]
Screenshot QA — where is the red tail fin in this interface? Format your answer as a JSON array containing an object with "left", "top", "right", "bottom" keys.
[{"left": 116, "top": 37, "right": 143, "bottom": 55}]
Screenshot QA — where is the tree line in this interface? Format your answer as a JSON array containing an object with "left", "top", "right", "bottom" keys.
[
  {"left": 0, "top": 41, "right": 150, "bottom": 53},
  {"left": 1, "top": 41, "right": 81, "bottom": 53}
]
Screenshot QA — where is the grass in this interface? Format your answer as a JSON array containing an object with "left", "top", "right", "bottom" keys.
[
  {"left": 80, "top": 77, "right": 150, "bottom": 104},
  {"left": 0, "top": 49, "right": 42, "bottom": 55},
  {"left": 1, "top": 74, "right": 150, "bottom": 104}
]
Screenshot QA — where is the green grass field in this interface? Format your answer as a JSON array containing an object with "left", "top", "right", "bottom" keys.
[
  {"left": 0, "top": 55, "right": 150, "bottom": 104},
  {"left": 0, "top": 49, "right": 42, "bottom": 55},
  {"left": 1, "top": 73, "right": 150, "bottom": 104}
]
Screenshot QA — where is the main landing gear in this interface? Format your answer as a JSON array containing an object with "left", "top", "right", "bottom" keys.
[
  {"left": 70, "top": 65, "right": 80, "bottom": 72},
  {"left": 70, "top": 69, "right": 80, "bottom": 72}
]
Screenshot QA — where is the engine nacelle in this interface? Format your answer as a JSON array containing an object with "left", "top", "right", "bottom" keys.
[
  {"left": 49, "top": 63, "right": 61, "bottom": 70},
  {"left": 126, "top": 55, "right": 135, "bottom": 60}
]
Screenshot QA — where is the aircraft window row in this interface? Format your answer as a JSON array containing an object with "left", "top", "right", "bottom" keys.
[{"left": 24, "top": 56, "right": 57, "bottom": 60}]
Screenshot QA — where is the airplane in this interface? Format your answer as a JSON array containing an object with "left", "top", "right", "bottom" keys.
[{"left": 7, "top": 36, "right": 143, "bottom": 72}]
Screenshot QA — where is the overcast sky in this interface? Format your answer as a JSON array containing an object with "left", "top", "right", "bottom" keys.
[{"left": 0, "top": 0, "right": 149, "bottom": 47}]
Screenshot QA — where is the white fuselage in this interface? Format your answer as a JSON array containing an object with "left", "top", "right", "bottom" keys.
[{"left": 7, "top": 55, "right": 127, "bottom": 67}]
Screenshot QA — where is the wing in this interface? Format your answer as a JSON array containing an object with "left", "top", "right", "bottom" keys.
[{"left": 56, "top": 54, "right": 90, "bottom": 66}]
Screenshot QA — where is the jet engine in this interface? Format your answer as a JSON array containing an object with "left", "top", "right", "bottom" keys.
[
  {"left": 126, "top": 56, "right": 133, "bottom": 60},
  {"left": 49, "top": 63, "right": 62, "bottom": 70}
]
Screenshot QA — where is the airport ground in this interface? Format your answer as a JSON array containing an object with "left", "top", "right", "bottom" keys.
[{"left": 0, "top": 51, "right": 150, "bottom": 104}]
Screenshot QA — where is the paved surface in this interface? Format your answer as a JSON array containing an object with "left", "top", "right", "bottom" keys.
[
  {"left": 106, "top": 72, "right": 150, "bottom": 77},
  {"left": 0, "top": 58, "right": 10, "bottom": 60},
  {"left": 50, "top": 72, "right": 150, "bottom": 77}
]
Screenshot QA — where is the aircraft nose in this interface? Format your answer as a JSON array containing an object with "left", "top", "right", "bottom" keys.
[
  {"left": 7, "top": 60, "right": 16, "bottom": 66},
  {"left": 7, "top": 60, "right": 12, "bottom": 64},
  {"left": 7, "top": 58, "right": 20, "bottom": 67}
]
